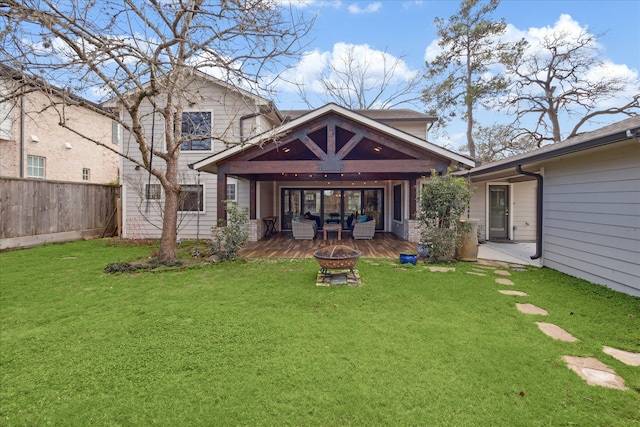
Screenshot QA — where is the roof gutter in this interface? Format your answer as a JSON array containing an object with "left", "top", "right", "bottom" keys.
[
  {"left": 515, "top": 165, "right": 542, "bottom": 260},
  {"left": 467, "top": 129, "right": 635, "bottom": 178}
]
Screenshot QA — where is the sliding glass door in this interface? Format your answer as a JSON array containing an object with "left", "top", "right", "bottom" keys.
[{"left": 281, "top": 188, "right": 383, "bottom": 230}]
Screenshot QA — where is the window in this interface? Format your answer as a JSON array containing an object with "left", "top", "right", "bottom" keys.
[
  {"left": 27, "top": 155, "right": 45, "bottom": 179},
  {"left": 393, "top": 184, "right": 402, "bottom": 221},
  {"left": 82, "top": 168, "right": 90, "bottom": 181},
  {"left": 180, "top": 112, "right": 211, "bottom": 151},
  {"left": 226, "top": 183, "right": 236, "bottom": 201},
  {"left": 179, "top": 184, "right": 203, "bottom": 212},
  {"left": 112, "top": 121, "right": 120, "bottom": 144},
  {"left": 145, "top": 184, "right": 161, "bottom": 200}
]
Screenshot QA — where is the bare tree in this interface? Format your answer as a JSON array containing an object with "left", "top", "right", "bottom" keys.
[
  {"left": 1, "top": 0, "right": 312, "bottom": 260},
  {"left": 473, "top": 123, "right": 538, "bottom": 163},
  {"left": 500, "top": 28, "right": 640, "bottom": 145},
  {"left": 292, "top": 44, "right": 423, "bottom": 109},
  {"left": 422, "top": 0, "right": 524, "bottom": 159}
]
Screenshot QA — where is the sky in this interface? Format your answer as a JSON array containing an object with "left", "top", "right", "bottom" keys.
[{"left": 268, "top": 0, "right": 640, "bottom": 150}]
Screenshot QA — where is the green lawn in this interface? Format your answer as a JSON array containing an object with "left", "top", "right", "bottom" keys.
[{"left": 1, "top": 239, "right": 639, "bottom": 426}]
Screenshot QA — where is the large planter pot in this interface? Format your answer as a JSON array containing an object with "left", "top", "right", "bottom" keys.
[
  {"left": 399, "top": 252, "right": 418, "bottom": 265},
  {"left": 457, "top": 219, "right": 479, "bottom": 262}
]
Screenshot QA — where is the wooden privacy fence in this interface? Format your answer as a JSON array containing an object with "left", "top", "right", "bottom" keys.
[{"left": 0, "top": 177, "right": 120, "bottom": 250}]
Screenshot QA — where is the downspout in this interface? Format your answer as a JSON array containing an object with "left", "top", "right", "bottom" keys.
[
  {"left": 515, "top": 165, "right": 542, "bottom": 260},
  {"left": 19, "top": 72, "right": 25, "bottom": 177}
]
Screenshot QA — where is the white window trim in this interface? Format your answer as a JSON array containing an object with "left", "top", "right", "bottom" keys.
[
  {"left": 179, "top": 110, "right": 214, "bottom": 153},
  {"left": 226, "top": 182, "right": 237, "bottom": 202},
  {"left": 27, "top": 155, "right": 45, "bottom": 179},
  {"left": 178, "top": 183, "right": 206, "bottom": 214}
]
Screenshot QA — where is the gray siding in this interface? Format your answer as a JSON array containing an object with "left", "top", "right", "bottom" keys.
[
  {"left": 543, "top": 142, "right": 640, "bottom": 296},
  {"left": 120, "top": 77, "right": 272, "bottom": 239},
  {"left": 468, "top": 182, "right": 486, "bottom": 240},
  {"left": 512, "top": 180, "right": 537, "bottom": 241}
]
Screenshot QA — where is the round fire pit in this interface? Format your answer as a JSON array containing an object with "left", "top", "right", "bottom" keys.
[{"left": 314, "top": 245, "right": 361, "bottom": 280}]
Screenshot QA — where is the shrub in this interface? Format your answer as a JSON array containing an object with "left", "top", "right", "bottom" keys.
[
  {"left": 210, "top": 201, "right": 249, "bottom": 261},
  {"left": 417, "top": 170, "right": 473, "bottom": 262}
]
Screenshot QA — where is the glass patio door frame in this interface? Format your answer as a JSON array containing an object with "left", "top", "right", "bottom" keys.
[
  {"left": 281, "top": 187, "right": 384, "bottom": 230},
  {"left": 487, "top": 183, "right": 511, "bottom": 240}
]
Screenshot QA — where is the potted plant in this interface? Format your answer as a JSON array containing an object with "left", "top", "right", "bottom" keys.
[{"left": 417, "top": 169, "right": 473, "bottom": 262}]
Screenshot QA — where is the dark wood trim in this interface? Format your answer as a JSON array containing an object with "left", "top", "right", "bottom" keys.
[{"left": 249, "top": 180, "right": 256, "bottom": 219}]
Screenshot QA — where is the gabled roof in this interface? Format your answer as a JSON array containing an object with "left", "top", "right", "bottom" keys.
[
  {"left": 101, "top": 68, "right": 283, "bottom": 121},
  {"left": 193, "top": 103, "right": 474, "bottom": 173},
  {"left": 282, "top": 108, "right": 437, "bottom": 123},
  {"left": 0, "top": 63, "right": 108, "bottom": 113},
  {"left": 465, "top": 115, "right": 640, "bottom": 178}
]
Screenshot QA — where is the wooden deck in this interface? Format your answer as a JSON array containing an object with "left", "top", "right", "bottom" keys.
[{"left": 239, "top": 231, "right": 417, "bottom": 259}]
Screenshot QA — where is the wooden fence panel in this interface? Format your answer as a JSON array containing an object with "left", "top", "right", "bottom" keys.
[{"left": 0, "top": 177, "right": 119, "bottom": 249}]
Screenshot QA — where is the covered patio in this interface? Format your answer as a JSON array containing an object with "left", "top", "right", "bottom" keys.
[
  {"left": 239, "top": 231, "right": 416, "bottom": 259},
  {"left": 194, "top": 104, "right": 475, "bottom": 242}
]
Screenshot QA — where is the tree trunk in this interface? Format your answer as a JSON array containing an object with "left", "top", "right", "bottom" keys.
[{"left": 158, "top": 156, "right": 180, "bottom": 261}]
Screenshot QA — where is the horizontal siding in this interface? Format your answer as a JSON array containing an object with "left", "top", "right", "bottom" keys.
[
  {"left": 542, "top": 141, "right": 640, "bottom": 295},
  {"left": 512, "top": 180, "right": 536, "bottom": 241},
  {"left": 468, "top": 182, "right": 486, "bottom": 240},
  {"left": 120, "top": 77, "right": 271, "bottom": 240}
]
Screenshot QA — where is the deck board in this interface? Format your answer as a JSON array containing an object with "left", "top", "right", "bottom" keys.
[{"left": 239, "top": 231, "right": 416, "bottom": 259}]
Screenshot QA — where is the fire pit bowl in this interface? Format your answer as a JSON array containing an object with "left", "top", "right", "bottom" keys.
[{"left": 314, "top": 245, "right": 361, "bottom": 279}]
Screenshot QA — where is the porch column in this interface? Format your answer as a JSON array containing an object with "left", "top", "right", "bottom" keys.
[
  {"left": 409, "top": 179, "right": 417, "bottom": 219},
  {"left": 249, "top": 179, "right": 257, "bottom": 220},
  {"left": 217, "top": 166, "right": 228, "bottom": 223}
]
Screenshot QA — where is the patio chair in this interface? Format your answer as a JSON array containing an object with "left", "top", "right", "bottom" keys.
[
  {"left": 353, "top": 219, "right": 375, "bottom": 240},
  {"left": 292, "top": 219, "right": 317, "bottom": 240}
]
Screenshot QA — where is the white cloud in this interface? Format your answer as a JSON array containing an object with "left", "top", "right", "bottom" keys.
[
  {"left": 347, "top": 2, "right": 382, "bottom": 14},
  {"left": 275, "top": 42, "right": 419, "bottom": 99}
]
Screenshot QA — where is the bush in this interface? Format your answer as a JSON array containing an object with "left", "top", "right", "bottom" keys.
[
  {"left": 210, "top": 201, "right": 249, "bottom": 261},
  {"left": 417, "top": 170, "right": 473, "bottom": 262}
]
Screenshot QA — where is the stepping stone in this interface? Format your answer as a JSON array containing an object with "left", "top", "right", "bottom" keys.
[
  {"left": 316, "top": 270, "right": 361, "bottom": 287},
  {"left": 496, "top": 278, "right": 514, "bottom": 285},
  {"left": 563, "top": 356, "right": 627, "bottom": 390},
  {"left": 466, "top": 271, "right": 486, "bottom": 276},
  {"left": 516, "top": 303, "right": 548, "bottom": 315},
  {"left": 536, "top": 322, "right": 578, "bottom": 342},
  {"left": 429, "top": 266, "right": 456, "bottom": 272},
  {"left": 330, "top": 274, "right": 348, "bottom": 285},
  {"left": 603, "top": 346, "right": 640, "bottom": 366},
  {"left": 498, "top": 290, "right": 528, "bottom": 296},
  {"left": 494, "top": 270, "right": 511, "bottom": 276}
]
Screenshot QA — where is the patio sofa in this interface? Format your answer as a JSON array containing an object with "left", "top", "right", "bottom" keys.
[
  {"left": 353, "top": 218, "right": 375, "bottom": 240},
  {"left": 292, "top": 219, "right": 317, "bottom": 240}
]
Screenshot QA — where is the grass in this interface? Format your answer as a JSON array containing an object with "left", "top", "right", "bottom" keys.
[{"left": 1, "top": 239, "right": 639, "bottom": 426}]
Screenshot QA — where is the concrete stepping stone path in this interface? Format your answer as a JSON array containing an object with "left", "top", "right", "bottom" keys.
[
  {"left": 536, "top": 322, "right": 578, "bottom": 342},
  {"left": 496, "top": 268, "right": 635, "bottom": 391},
  {"left": 493, "top": 270, "right": 511, "bottom": 276},
  {"left": 516, "top": 303, "right": 548, "bottom": 315},
  {"left": 498, "top": 290, "right": 528, "bottom": 296},
  {"left": 563, "top": 356, "right": 628, "bottom": 390},
  {"left": 603, "top": 346, "right": 640, "bottom": 366}
]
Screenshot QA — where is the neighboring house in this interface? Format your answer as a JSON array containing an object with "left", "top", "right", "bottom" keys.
[
  {"left": 464, "top": 116, "right": 640, "bottom": 296},
  {"left": 0, "top": 65, "right": 119, "bottom": 183}
]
